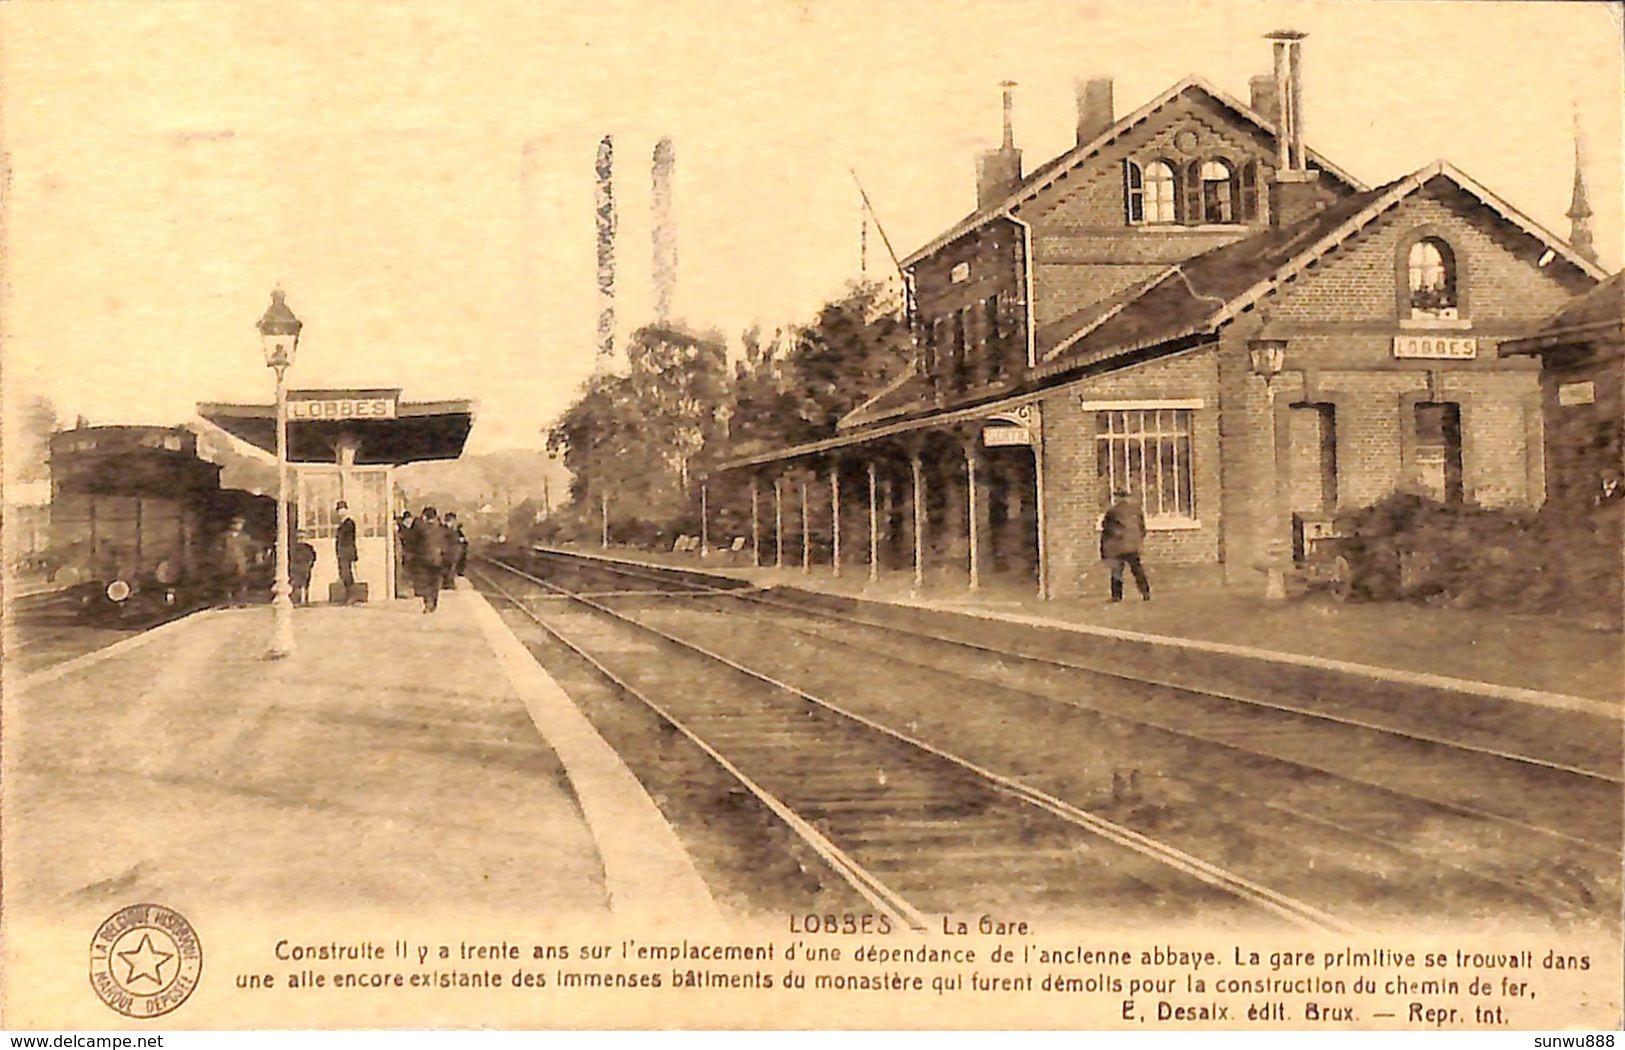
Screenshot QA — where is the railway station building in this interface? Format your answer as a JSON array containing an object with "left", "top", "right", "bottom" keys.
[
  {"left": 720, "top": 34, "right": 1606, "bottom": 598},
  {"left": 199, "top": 388, "right": 473, "bottom": 601}
]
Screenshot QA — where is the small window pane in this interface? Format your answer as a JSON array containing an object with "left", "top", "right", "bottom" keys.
[{"left": 1144, "top": 162, "right": 1177, "bottom": 224}]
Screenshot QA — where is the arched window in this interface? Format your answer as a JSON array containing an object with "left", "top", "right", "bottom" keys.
[
  {"left": 1407, "top": 237, "right": 1458, "bottom": 319},
  {"left": 1143, "top": 161, "right": 1177, "bottom": 224},
  {"left": 1200, "top": 160, "right": 1236, "bottom": 224}
]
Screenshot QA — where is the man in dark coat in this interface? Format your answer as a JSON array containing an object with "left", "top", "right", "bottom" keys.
[
  {"left": 290, "top": 529, "right": 317, "bottom": 606},
  {"left": 395, "top": 510, "right": 416, "bottom": 598},
  {"left": 334, "top": 501, "right": 359, "bottom": 604},
  {"left": 409, "top": 506, "right": 450, "bottom": 613},
  {"left": 219, "top": 516, "right": 258, "bottom": 607},
  {"left": 1100, "top": 488, "right": 1151, "bottom": 602}
]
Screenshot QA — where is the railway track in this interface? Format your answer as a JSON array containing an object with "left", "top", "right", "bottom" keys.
[
  {"left": 471, "top": 554, "right": 1355, "bottom": 933},
  {"left": 483, "top": 547, "right": 1622, "bottom": 930}
]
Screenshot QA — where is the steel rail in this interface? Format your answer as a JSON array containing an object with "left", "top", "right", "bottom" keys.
[
  {"left": 470, "top": 565, "right": 931, "bottom": 933},
  {"left": 593, "top": 578, "right": 1616, "bottom": 917},
  {"left": 526, "top": 546, "right": 1622, "bottom": 786},
  {"left": 529, "top": 548, "right": 1621, "bottom": 859},
  {"left": 482, "top": 554, "right": 1357, "bottom": 934},
  {"left": 511, "top": 552, "right": 1620, "bottom": 921}
]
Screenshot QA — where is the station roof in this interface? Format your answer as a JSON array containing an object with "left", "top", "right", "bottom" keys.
[
  {"left": 1500, "top": 272, "right": 1623, "bottom": 356},
  {"left": 197, "top": 388, "right": 475, "bottom": 465}
]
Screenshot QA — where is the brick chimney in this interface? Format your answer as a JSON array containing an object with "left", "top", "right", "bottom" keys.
[
  {"left": 1264, "top": 30, "right": 1329, "bottom": 227},
  {"left": 976, "top": 81, "right": 1024, "bottom": 208},
  {"left": 1075, "top": 77, "right": 1114, "bottom": 146},
  {"left": 1248, "top": 74, "right": 1278, "bottom": 126}
]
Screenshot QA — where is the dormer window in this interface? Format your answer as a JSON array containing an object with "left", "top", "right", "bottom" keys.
[
  {"left": 1407, "top": 237, "right": 1458, "bottom": 319},
  {"left": 1129, "top": 156, "right": 1255, "bottom": 226}
]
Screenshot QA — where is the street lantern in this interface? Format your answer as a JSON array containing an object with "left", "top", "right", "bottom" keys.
[
  {"left": 1247, "top": 333, "right": 1290, "bottom": 600},
  {"left": 258, "top": 288, "right": 302, "bottom": 658},
  {"left": 258, "top": 289, "right": 303, "bottom": 370},
  {"left": 1248, "top": 336, "right": 1287, "bottom": 379}
]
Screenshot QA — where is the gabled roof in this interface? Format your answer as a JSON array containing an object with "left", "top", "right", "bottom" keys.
[
  {"left": 1041, "top": 159, "right": 1608, "bottom": 372},
  {"left": 900, "top": 75, "right": 1369, "bottom": 269},
  {"left": 840, "top": 159, "right": 1607, "bottom": 433}
]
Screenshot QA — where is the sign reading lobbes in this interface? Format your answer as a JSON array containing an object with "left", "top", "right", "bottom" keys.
[
  {"left": 1392, "top": 335, "right": 1478, "bottom": 360},
  {"left": 288, "top": 396, "right": 397, "bottom": 421}
]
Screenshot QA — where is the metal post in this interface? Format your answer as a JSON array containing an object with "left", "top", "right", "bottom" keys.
[
  {"left": 1263, "top": 376, "right": 1288, "bottom": 600},
  {"left": 830, "top": 465, "right": 841, "bottom": 578},
  {"left": 700, "top": 482, "right": 709, "bottom": 558},
  {"left": 750, "top": 476, "right": 761, "bottom": 567},
  {"left": 774, "top": 477, "right": 784, "bottom": 570},
  {"left": 601, "top": 492, "right": 609, "bottom": 549},
  {"left": 966, "top": 445, "right": 980, "bottom": 592},
  {"left": 800, "top": 477, "right": 810, "bottom": 573},
  {"left": 267, "top": 366, "right": 295, "bottom": 658},
  {"left": 910, "top": 453, "right": 925, "bottom": 595},
  {"left": 867, "top": 460, "right": 879, "bottom": 583},
  {"left": 1033, "top": 444, "right": 1048, "bottom": 601}
]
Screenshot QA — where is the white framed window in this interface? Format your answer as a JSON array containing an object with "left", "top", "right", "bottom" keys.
[
  {"left": 949, "top": 261, "right": 970, "bottom": 284},
  {"left": 1125, "top": 159, "right": 1178, "bottom": 225},
  {"left": 1143, "top": 161, "right": 1177, "bottom": 224},
  {"left": 1095, "top": 408, "right": 1197, "bottom": 523},
  {"left": 1407, "top": 238, "right": 1458, "bottom": 319}
]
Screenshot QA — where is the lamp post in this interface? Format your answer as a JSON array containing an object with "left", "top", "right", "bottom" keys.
[
  {"left": 258, "top": 289, "right": 303, "bottom": 657},
  {"left": 1248, "top": 334, "right": 1289, "bottom": 601}
]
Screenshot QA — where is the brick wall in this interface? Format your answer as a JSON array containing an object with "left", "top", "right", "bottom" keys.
[
  {"left": 1540, "top": 346, "right": 1623, "bottom": 507},
  {"left": 1207, "top": 183, "right": 1591, "bottom": 588},
  {"left": 1266, "top": 185, "right": 1588, "bottom": 324},
  {"left": 1039, "top": 348, "right": 1222, "bottom": 597},
  {"left": 1024, "top": 93, "right": 1278, "bottom": 329}
]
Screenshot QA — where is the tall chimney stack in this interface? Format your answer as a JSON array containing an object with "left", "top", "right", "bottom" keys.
[
  {"left": 976, "top": 81, "right": 1023, "bottom": 208},
  {"left": 651, "top": 136, "right": 677, "bottom": 324},
  {"left": 1075, "top": 77, "right": 1115, "bottom": 146},
  {"left": 1248, "top": 74, "right": 1278, "bottom": 126},
  {"left": 594, "top": 135, "right": 616, "bottom": 367},
  {"left": 1264, "top": 30, "right": 1325, "bottom": 227}
]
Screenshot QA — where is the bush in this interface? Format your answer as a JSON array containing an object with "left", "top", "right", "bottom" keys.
[{"left": 1334, "top": 493, "right": 1621, "bottom": 626}]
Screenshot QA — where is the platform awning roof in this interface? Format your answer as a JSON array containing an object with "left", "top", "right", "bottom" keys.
[{"left": 197, "top": 388, "right": 475, "bottom": 465}]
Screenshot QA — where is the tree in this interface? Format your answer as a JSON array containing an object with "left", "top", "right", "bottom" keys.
[{"left": 781, "top": 279, "right": 911, "bottom": 438}]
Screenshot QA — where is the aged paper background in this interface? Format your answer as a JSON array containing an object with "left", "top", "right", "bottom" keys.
[{"left": 2, "top": 0, "right": 1621, "bottom": 1032}]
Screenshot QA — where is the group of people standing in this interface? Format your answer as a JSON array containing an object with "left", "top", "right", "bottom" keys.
[
  {"left": 396, "top": 507, "right": 468, "bottom": 613},
  {"left": 215, "top": 501, "right": 468, "bottom": 612}
]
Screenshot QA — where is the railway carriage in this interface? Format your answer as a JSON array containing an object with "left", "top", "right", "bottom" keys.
[{"left": 47, "top": 425, "right": 277, "bottom": 620}]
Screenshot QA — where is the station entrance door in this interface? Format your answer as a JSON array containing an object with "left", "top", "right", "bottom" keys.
[{"left": 296, "top": 467, "right": 394, "bottom": 601}]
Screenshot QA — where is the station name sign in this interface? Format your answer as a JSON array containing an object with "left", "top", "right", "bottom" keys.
[
  {"left": 1392, "top": 335, "right": 1478, "bottom": 360},
  {"left": 982, "top": 425, "right": 1032, "bottom": 448},
  {"left": 288, "top": 397, "right": 397, "bottom": 421}
]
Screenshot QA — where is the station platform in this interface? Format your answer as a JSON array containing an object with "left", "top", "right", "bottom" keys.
[
  {"left": 3, "top": 584, "right": 717, "bottom": 930},
  {"left": 546, "top": 544, "right": 1624, "bottom": 711}
]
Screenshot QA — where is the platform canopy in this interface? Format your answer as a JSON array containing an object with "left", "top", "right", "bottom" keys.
[{"left": 197, "top": 388, "right": 474, "bottom": 465}]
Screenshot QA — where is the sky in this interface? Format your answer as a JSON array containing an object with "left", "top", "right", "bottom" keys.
[{"left": 2, "top": 0, "right": 1620, "bottom": 467}]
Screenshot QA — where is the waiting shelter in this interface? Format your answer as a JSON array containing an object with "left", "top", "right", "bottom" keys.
[{"left": 198, "top": 388, "right": 473, "bottom": 601}]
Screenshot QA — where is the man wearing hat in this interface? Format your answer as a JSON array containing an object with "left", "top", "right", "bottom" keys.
[
  {"left": 1099, "top": 488, "right": 1151, "bottom": 603},
  {"left": 219, "top": 515, "right": 258, "bottom": 607},
  {"left": 334, "top": 501, "right": 359, "bottom": 604}
]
